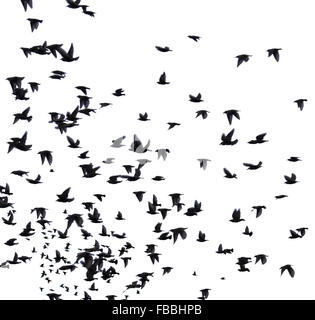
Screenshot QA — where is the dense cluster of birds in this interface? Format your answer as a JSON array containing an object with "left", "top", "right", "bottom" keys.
[{"left": 0, "top": 0, "right": 310, "bottom": 300}]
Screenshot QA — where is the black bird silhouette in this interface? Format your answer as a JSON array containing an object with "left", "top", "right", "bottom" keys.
[
  {"left": 79, "top": 163, "right": 100, "bottom": 178},
  {"left": 79, "top": 151, "right": 89, "bottom": 159},
  {"left": 67, "top": 136, "right": 80, "bottom": 148},
  {"left": 75, "top": 86, "right": 90, "bottom": 95},
  {"left": 167, "top": 122, "right": 180, "bottom": 130},
  {"left": 0, "top": 183, "right": 13, "bottom": 196},
  {"left": 223, "top": 168, "right": 237, "bottom": 179},
  {"left": 197, "top": 231, "right": 208, "bottom": 242},
  {"left": 138, "top": 113, "right": 150, "bottom": 121},
  {"left": 5, "top": 238, "right": 18, "bottom": 246},
  {"left": 153, "top": 222, "right": 163, "bottom": 233},
  {"left": 188, "top": 35, "right": 201, "bottom": 42},
  {"left": 235, "top": 54, "right": 251, "bottom": 67},
  {"left": 288, "top": 156, "right": 301, "bottom": 162},
  {"left": 11, "top": 170, "right": 29, "bottom": 177},
  {"left": 8, "top": 132, "right": 32, "bottom": 153},
  {"left": 28, "top": 82, "right": 40, "bottom": 92},
  {"left": 189, "top": 93, "right": 203, "bottom": 103},
  {"left": 280, "top": 264, "right": 295, "bottom": 278},
  {"left": 284, "top": 173, "right": 297, "bottom": 184},
  {"left": 56, "top": 43, "right": 79, "bottom": 62},
  {"left": 251, "top": 205, "right": 266, "bottom": 218},
  {"left": 296, "top": 227, "right": 308, "bottom": 237},
  {"left": 243, "top": 161, "right": 262, "bottom": 170},
  {"left": 220, "top": 129, "right": 238, "bottom": 145},
  {"left": 57, "top": 188, "right": 74, "bottom": 202},
  {"left": 157, "top": 72, "right": 170, "bottom": 85},
  {"left": 230, "top": 209, "right": 244, "bottom": 223},
  {"left": 8, "top": 253, "right": 21, "bottom": 265},
  {"left": 199, "top": 289, "right": 211, "bottom": 300},
  {"left": 112, "top": 88, "right": 125, "bottom": 96},
  {"left": 27, "top": 18, "right": 43, "bottom": 32},
  {"left": 0, "top": 196, "right": 14, "bottom": 208},
  {"left": 170, "top": 227, "right": 187, "bottom": 244},
  {"left": 248, "top": 133, "right": 268, "bottom": 144},
  {"left": 66, "top": 0, "right": 82, "bottom": 9},
  {"left": 162, "top": 267, "right": 173, "bottom": 275},
  {"left": 294, "top": 99, "right": 307, "bottom": 111},
  {"left": 224, "top": 109, "right": 240, "bottom": 125},
  {"left": 26, "top": 174, "right": 42, "bottom": 184},
  {"left": 38, "top": 150, "right": 53, "bottom": 165},
  {"left": 21, "top": 0, "right": 33, "bottom": 11},
  {"left": 94, "top": 194, "right": 106, "bottom": 202},
  {"left": 243, "top": 226, "right": 253, "bottom": 237},
  {"left": 267, "top": 48, "right": 282, "bottom": 62},
  {"left": 275, "top": 194, "right": 288, "bottom": 199},
  {"left": 81, "top": 5, "right": 95, "bottom": 17},
  {"left": 289, "top": 230, "right": 301, "bottom": 239},
  {"left": 196, "top": 110, "right": 209, "bottom": 119},
  {"left": 133, "top": 191, "right": 145, "bottom": 202},
  {"left": 155, "top": 46, "right": 172, "bottom": 52},
  {"left": 254, "top": 254, "right": 268, "bottom": 265}
]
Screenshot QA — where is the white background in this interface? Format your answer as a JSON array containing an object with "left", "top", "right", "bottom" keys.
[{"left": 0, "top": 0, "right": 314, "bottom": 299}]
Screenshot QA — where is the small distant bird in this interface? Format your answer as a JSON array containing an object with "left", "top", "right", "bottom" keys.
[
  {"left": 197, "top": 231, "right": 208, "bottom": 242},
  {"left": 67, "top": 136, "right": 80, "bottom": 148},
  {"left": 287, "top": 156, "right": 301, "bottom": 162},
  {"left": 188, "top": 35, "right": 201, "bottom": 42},
  {"left": 81, "top": 5, "right": 95, "bottom": 17},
  {"left": 155, "top": 46, "right": 172, "bottom": 52},
  {"left": 112, "top": 88, "right": 125, "bottom": 96},
  {"left": 78, "top": 151, "right": 89, "bottom": 159},
  {"left": 38, "top": 150, "right": 53, "bottom": 165},
  {"left": 57, "top": 43, "right": 79, "bottom": 62},
  {"left": 189, "top": 93, "right": 203, "bottom": 103},
  {"left": 167, "top": 122, "right": 180, "bottom": 130},
  {"left": 198, "top": 159, "right": 210, "bottom": 170},
  {"left": 66, "top": 0, "right": 82, "bottom": 9},
  {"left": 155, "top": 149, "right": 170, "bottom": 160},
  {"left": 248, "top": 133, "right": 268, "bottom": 144},
  {"left": 133, "top": 191, "right": 145, "bottom": 202},
  {"left": 162, "top": 267, "right": 173, "bottom": 275},
  {"left": 157, "top": 72, "right": 170, "bottom": 85},
  {"left": 223, "top": 168, "right": 237, "bottom": 179},
  {"left": 254, "top": 254, "right": 268, "bottom": 265},
  {"left": 267, "top": 48, "right": 282, "bottom": 62},
  {"left": 243, "top": 226, "right": 253, "bottom": 237},
  {"left": 280, "top": 264, "right": 295, "bottom": 278},
  {"left": 13, "top": 107, "right": 32, "bottom": 124},
  {"left": 21, "top": 0, "right": 33, "bottom": 11},
  {"left": 284, "top": 173, "right": 298, "bottom": 184},
  {"left": 11, "top": 170, "right": 29, "bottom": 177},
  {"left": 26, "top": 174, "right": 42, "bottom": 184},
  {"left": 294, "top": 99, "right": 307, "bottom": 111},
  {"left": 230, "top": 209, "right": 244, "bottom": 223},
  {"left": 28, "top": 82, "right": 40, "bottom": 92},
  {"left": 57, "top": 188, "right": 74, "bottom": 203},
  {"left": 111, "top": 136, "right": 126, "bottom": 148},
  {"left": 199, "top": 289, "right": 211, "bottom": 300},
  {"left": 138, "top": 113, "right": 150, "bottom": 121},
  {"left": 251, "top": 205, "right": 266, "bottom": 218},
  {"left": 235, "top": 54, "right": 251, "bottom": 67},
  {"left": 27, "top": 18, "right": 43, "bottom": 32},
  {"left": 243, "top": 161, "right": 262, "bottom": 170},
  {"left": 196, "top": 110, "right": 209, "bottom": 119},
  {"left": 75, "top": 86, "right": 90, "bottom": 95},
  {"left": 220, "top": 129, "right": 238, "bottom": 145},
  {"left": 275, "top": 194, "right": 288, "bottom": 199},
  {"left": 224, "top": 109, "right": 240, "bottom": 125}
]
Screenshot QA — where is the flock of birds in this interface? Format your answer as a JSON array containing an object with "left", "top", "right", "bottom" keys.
[{"left": 0, "top": 0, "right": 310, "bottom": 300}]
